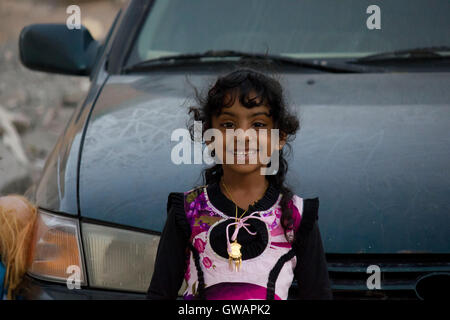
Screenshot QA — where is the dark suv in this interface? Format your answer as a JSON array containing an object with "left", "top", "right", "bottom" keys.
[{"left": 16, "top": 0, "right": 450, "bottom": 299}]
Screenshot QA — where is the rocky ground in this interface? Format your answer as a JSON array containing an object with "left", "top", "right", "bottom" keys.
[{"left": 0, "top": 0, "right": 124, "bottom": 196}]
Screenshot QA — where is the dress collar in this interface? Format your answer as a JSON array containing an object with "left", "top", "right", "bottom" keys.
[{"left": 206, "top": 180, "right": 281, "bottom": 217}]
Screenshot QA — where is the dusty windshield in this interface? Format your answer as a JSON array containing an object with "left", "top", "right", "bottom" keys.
[{"left": 126, "top": 0, "right": 449, "bottom": 66}]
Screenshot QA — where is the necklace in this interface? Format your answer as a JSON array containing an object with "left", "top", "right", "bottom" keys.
[{"left": 221, "top": 179, "right": 268, "bottom": 271}]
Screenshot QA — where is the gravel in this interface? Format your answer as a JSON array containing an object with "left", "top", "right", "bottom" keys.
[{"left": 0, "top": 0, "right": 122, "bottom": 196}]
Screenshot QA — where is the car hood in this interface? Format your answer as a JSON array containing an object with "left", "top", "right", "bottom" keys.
[{"left": 79, "top": 71, "right": 450, "bottom": 254}]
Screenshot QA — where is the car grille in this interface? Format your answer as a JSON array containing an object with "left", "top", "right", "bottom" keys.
[{"left": 326, "top": 253, "right": 450, "bottom": 300}]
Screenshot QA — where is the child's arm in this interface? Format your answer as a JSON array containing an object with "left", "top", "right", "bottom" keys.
[
  {"left": 294, "top": 198, "right": 333, "bottom": 300},
  {"left": 146, "top": 192, "right": 190, "bottom": 299}
]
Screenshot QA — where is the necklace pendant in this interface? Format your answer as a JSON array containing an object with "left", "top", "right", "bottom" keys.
[{"left": 228, "top": 240, "right": 242, "bottom": 272}]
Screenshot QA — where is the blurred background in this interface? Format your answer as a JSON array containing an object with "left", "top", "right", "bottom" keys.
[{"left": 0, "top": 0, "right": 125, "bottom": 196}]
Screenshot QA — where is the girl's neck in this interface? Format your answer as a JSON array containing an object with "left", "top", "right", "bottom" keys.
[{"left": 219, "top": 167, "right": 269, "bottom": 210}]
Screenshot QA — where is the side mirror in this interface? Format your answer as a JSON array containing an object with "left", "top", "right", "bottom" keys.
[{"left": 19, "top": 24, "right": 100, "bottom": 76}]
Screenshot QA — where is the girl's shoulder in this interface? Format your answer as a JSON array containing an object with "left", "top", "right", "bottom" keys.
[
  {"left": 183, "top": 184, "right": 207, "bottom": 201},
  {"left": 167, "top": 185, "right": 209, "bottom": 220},
  {"left": 288, "top": 194, "right": 320, "bottom": 233},
  {"left": 167, "top": 185, "right": 207, "bottom": 207},
  {"left": 165, "top": 186, "right": 207, "bottom": 239}
]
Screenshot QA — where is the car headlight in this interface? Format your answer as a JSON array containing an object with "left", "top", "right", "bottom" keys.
[
  {"left": 81, "top": 222, "right": 160, "bottom": 293},
  {"left": 28, "top": 210, "right": 86, "bottom": 285},
  {"left": 28, "top": 210, "right": 161, "bottom": 293}
]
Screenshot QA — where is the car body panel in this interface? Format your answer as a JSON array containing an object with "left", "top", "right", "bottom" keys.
[
  {"left": 16, "top": 274, "right": 145, "bottom": 300},
  {"left": 79, "top": 70, "right": 450, "bottom": 254},
  {"left": 32, "top": 75, "right": 105, "bottom": 215}
]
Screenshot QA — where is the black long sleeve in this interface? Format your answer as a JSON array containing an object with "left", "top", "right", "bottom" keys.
[
  {"left": 294, "top": 198, "right": 333, "bottom": 300},
  {"left": 146, "top": 192, "right": 190, "bottom": 300}
]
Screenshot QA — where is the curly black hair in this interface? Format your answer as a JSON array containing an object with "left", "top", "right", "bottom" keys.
[{"left": 187, "top": 67, "right": 300, "bottom": 243}]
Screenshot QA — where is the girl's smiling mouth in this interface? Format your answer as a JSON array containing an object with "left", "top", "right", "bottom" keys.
[
  {"left": 232, "top": 149, "right": 258, "bottom": 155},
  {"left": 224, "top": 149, "right": 259, "bottom": 164}
]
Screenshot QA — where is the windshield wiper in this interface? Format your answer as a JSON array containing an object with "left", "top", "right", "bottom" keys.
[
  {"left": 353, "top": 46, "right": 450, "bottom": 62},
  {"left": 123, "top": 50, "right": 375, "bottom": 73}
]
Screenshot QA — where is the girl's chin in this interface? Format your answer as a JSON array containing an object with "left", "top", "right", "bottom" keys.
[{"left": 222, "top": 163, "right": 264, "bottom": 174}]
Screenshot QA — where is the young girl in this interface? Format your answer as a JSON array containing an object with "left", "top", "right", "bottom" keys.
[{"left": 147, "top": 68, "right": 332, "bottom": 300}]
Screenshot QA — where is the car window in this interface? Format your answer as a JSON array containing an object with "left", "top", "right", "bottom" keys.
[{"left": 126, "top": 0, "right": 450, "bottom": 66}]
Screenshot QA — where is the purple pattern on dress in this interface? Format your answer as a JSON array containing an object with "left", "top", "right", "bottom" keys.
[
  {"left": 185, "top": 189, "right": 216, "bottom": 241},
  {"left": 203, "top": 282, "right": 281, "bottom": 300}
]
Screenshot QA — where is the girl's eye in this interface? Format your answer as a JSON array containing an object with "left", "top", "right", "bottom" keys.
[
  {"left": 221, "top": 122, "right": 235, "bottom": 129},
  {"left": 253, "top": 122, "right": 267, "bottom": 128}
]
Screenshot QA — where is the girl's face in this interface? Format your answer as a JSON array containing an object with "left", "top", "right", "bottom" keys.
[{"left": 210, "top": 91, "right": 286, "bottom": 175}]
